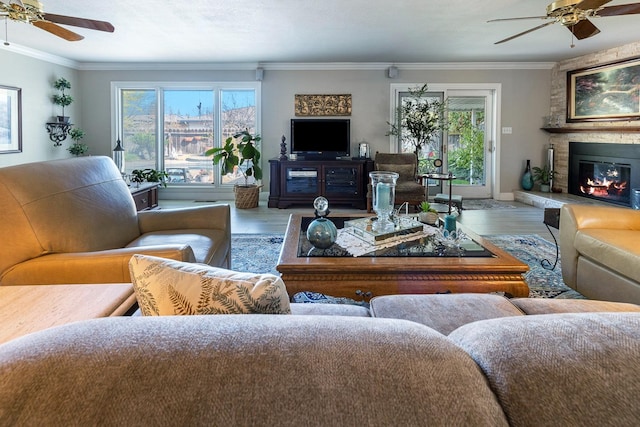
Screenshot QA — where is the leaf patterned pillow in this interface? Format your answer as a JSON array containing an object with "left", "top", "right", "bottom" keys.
[{"left": 129, "top": 254, "right": 291, "bottom": 316}]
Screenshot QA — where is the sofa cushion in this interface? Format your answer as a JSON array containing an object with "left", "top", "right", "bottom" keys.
[
  {"left": 0, "top": 157, "right": 140, "bottom": 276},
  {"left": 129, "top": 254, "right": 291, "bottom": 315},
  {"left": 510, "top": 298, "right": 640, "bottom": 315},
  {"left": 575, "top": 229, "right": 640, "bottom": 283},
  {"left": 449, "top": 313, "right": 640, "bottom": 426},
  {"left": 290, "top": 303, "right": 371, "bottom": 317},
  {"left": 370, "top": 294, "right": 524, "bottom": 335},
  {"left": 127, "top": 229, "right": 229, "bottom": 266},
  {"left": 0, "top": 315, "right": 508, "bottom": 426}
]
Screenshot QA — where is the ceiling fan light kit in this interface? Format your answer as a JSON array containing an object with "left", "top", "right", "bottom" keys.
[
  {"left": 489, "top": 0, "right": 640, "bottom": 45},
  {"left": 0, "top": 0, "right": 114, "bottom": 41}
]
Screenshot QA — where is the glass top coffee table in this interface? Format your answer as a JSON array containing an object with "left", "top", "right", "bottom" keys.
[{"left": 277, "top": 214, "right": 530, "bottom": 301}]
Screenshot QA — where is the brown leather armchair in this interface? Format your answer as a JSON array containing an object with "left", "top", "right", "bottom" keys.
[
  {"left": 366, "top": 152, "right": 426, "bottom": 212},
  {"left": 0, "top": 156, "right": 231, "bottom": 285}
]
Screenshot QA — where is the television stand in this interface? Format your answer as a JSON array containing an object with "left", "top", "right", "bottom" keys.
[{"left": 268, "top": 158, "right": 374, "bottom": 209}]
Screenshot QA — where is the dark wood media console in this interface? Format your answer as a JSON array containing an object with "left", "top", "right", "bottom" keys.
[{"left": 268, "top": 158, "right": 374, "bottom": 209}]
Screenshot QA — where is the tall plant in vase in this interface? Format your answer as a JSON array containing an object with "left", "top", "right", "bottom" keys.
[
  {"left": 206, "top": 129, "right": 263, "bottom": 209},
  {"left": 387, "top": 84, "right": 447, "bottom": 173}
]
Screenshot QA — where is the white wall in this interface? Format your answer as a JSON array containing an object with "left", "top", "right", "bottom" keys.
[
  {"left": 77, "top": 65, "right": 552, "bottom": 199},
  {"left": 0, "top": 48, "right": 78, "bottom": 168},
  {"left": 1, "top": 47, "right": 554, "bottom": 198}
]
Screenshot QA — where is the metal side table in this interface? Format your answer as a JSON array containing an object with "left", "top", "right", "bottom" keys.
[{"left": 542, "top": 208, "right": 560, "bottom": 270}]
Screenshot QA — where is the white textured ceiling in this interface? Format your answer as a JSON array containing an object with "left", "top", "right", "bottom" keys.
[{"left": 2, "top": 0, "right": 640, "bottom": 65}]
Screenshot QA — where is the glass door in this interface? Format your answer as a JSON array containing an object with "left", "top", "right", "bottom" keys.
[
  {"left": 445, "top": 90, "right": 493, "bottom": 199},
  {"left": 391, "top": 84, "right": 495, "bottom": 199}
]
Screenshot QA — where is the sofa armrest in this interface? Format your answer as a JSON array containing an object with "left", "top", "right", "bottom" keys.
[
  {"left": 560, "top": 204, "right": 640, "bottom": 288},
  {"left": 0, "top": 245, "right": 195, "bottom": 285},
  {"left": 137, "top": 204, "right": 231, "bottom": 234}
]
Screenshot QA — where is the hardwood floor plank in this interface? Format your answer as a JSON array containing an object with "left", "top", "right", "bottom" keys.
[{"left": 159, "top": 198, "right": 557, "bottom": 241}]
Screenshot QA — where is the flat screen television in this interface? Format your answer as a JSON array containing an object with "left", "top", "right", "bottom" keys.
[{"left": 290, "top": 119, "right": 350, "bottom": 159}]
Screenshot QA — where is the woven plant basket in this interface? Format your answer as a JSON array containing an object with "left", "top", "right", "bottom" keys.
[{"left": 234, "top": 185, "right": 262, "bottom": 209}]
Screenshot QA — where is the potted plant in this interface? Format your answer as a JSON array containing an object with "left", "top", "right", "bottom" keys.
[
  {"left": 206, "top": 129, "right": 262, "bottom": 209},
  {"left": 130, "top": 168, "right": 169, "bottom": 188},
  {"left": 67, "top": 127, "right": 88, "bottom": 156},
  {"left": 418, "top": 201, "right": 439, "bottom": 225},
  {"left": 387, "top": 84, "right": 447, "bottom": 173},
  {"left": 532, "top": 164, "right": 557, "bottom": 193},
  {"left": 52, "top": 77, "right": 73, "bottom": 123}
]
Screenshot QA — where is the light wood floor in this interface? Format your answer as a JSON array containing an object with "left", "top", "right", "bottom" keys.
[{"left": 159, "top": 197, "right": 559, "bottom": 242}]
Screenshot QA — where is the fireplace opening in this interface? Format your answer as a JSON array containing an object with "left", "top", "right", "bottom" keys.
[
  {"left": 569, "top": 142, "right": 640, "bottom": 208},
  {"left": 577, "top": 160, "right": 630, "bottom": 205}
]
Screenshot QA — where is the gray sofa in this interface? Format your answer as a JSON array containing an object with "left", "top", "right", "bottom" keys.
[
  {"left": 560, "top": 203, "right": 640, "bottom": 304},
  {"left": 1, "top": 294, "right": 639, "bottom": 426},
  {"left": 0, "top": 156, "right": 231, "bottom": 285}
]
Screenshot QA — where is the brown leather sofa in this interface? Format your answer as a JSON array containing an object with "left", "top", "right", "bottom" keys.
[
  {"left": 0, "top": 156, "right": 231, "bottom": 285},
  {"left": 560, "top": 203, "right": 640, "bottom": 304}
]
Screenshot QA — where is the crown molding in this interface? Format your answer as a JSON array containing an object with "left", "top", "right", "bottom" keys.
[
  {"left": 0, "top": 41, "right": 78, "bottom": 68},
  {"left": 78, "top": 61, "right": 555, "bottom": 71},
  {"left": 1, "top": 42, "right": 555, "bottom": 71}
]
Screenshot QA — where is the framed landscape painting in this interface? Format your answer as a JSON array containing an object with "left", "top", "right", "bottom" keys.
[
  {"left": 567, "top": 57, "right": 640, "bottom": 122},
  {"left": 0, "top": 85, "right": 22, "bottom": 153}
]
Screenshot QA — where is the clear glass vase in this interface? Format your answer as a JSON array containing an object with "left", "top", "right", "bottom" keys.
[{"left": 369, "top": 171, "right": 398, "bottom": 233}]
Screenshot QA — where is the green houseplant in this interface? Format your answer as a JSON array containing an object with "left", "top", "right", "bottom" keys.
[
  {"left": 418, "top": 201, "right": 439, "bottom": 225},
  {"left": 52, "top": 77, "right": 73, "bottom": 123},
  {"left": 532, "top": 164, "right": 557, "bottom": 193},
  {"left": 130, "top": 168, "right": 169, "bottom": 188},
  {"left": 67, "top": 127, "right": 88, "bottom": 156},
  {"left": 206, "top": 129, "right": 262, "bottom": 209},
  {"left": 387, "top": 84, "right": 447, "bottom": 173}
]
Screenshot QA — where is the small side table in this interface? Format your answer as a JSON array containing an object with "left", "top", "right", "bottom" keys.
[
  {"left": 421, "top": 173, "right": 457, "bottom": 214},
  {"left": 542, "top": 208, "right": 560, "bottom": 270}
]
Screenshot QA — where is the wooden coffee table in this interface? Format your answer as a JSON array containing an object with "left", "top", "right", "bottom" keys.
[
  {"left": 277, "top": 214, "right": 530, "bottom": 301},
  {"left": 0, "top": 284, "right": 136, "bottom": 345}
]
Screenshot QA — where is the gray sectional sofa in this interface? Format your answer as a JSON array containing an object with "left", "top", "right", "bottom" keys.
[{"left": 1, "top": 294, "right": 639, "bottom": 426}]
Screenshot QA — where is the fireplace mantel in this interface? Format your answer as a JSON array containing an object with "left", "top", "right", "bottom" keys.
[{"left": 542, "top": 127, "right": 640, "bottom": 134}]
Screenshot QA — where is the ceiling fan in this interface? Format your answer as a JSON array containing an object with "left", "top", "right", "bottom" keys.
[
  {"left": 489, "top": 0, "right": 640, "bottom": 44},
  {"left": 0, "top": 0, "right": 114, "bottom": 41}
]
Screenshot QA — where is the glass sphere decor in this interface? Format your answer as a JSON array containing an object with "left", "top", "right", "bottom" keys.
[{"left": 307, "top": 197, "right": 337, "bottom": 250}]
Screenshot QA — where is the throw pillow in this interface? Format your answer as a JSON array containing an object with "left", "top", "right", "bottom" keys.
[
  {"left": 377, "top": 163, "right": 416, "bottom": 182},
  {"left": 129, "top": 254, "right": 291, "bottom": 316}
]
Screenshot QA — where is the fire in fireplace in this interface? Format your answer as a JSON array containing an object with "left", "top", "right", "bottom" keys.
[
  {"left": 578, "top": 161, "right": 630, "bottom": 203},
  {"left": 569, "top": 142, "right": 640, "bottom": 208}
]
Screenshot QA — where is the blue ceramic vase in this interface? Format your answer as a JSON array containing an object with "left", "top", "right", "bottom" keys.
[{"left": 521, "top": 159, "right": 534, "bottom": 191}]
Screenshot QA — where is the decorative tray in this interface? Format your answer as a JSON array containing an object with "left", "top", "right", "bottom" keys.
[{"left": 344, "top": 216, "right": 424, "bottom": 244}]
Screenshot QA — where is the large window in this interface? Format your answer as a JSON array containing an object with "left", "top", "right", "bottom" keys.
[{"left": 113, "top": 82, "right": 260, "bottom": 187}]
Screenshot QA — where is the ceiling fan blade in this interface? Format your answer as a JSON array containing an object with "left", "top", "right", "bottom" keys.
[
  {"left": 487, "top": 16, "right": 548, "bottom": 23},
  {"left": 568, "top": 19, "right": 600, "bottom": 39},
  {"left": 494, "top": 21, "right": 555, "bottom": 44},
  {"left": 32, "top": 20, "right": 84, "bottom": 41},
  {"left": 42, "top": 13, "right": 114, "bottom": 33},
  {"left": 598, "top": 3, "right": 640, "bottom": 16},
  {"left": 576, "top": 0, "right": 612, "bottom": 10}
]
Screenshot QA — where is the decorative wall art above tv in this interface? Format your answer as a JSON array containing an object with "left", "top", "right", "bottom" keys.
[{"left": 295, "top": 94, "right": 352, "bottom": 116}]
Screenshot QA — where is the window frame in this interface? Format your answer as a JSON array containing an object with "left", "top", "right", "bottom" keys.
[{"left": 111, "top": 81, "right": 261, "bottom": 190}]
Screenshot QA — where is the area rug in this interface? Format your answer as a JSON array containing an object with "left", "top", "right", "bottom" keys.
[
  {"left": 230, "top": 233, "right": 584, "bottom": 302},
  {"left": 463, "top": 199, "right": 518, "bottom": 210}
]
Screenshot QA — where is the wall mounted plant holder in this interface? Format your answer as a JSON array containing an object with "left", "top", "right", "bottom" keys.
[{"left": 46, "top": 121, "right": 72, "bottom": 146}]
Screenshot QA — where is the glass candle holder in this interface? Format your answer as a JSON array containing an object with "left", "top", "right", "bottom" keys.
[{"left": 369, "top": 171, "right": 398, "bottom": 232}]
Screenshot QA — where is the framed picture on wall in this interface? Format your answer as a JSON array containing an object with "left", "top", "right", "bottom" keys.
[
  {"left": 0, "top": 85, "right": 22, "bottom": 154},
  {"left": 567, "top": 57, "right": 640, "bottom": 122}
]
